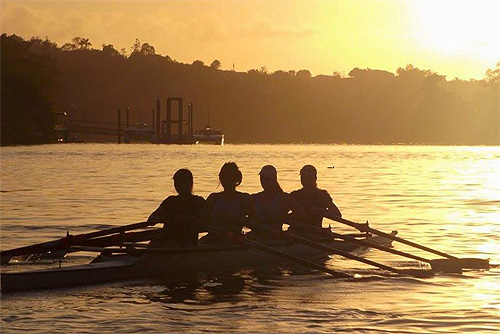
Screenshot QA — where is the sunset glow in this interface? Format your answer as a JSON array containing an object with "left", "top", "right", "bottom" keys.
[
  {"left": 1, "top": 0, "right": 499, "bottom": 80},
  {"left": 409, "top": 1, "right": 500, "bottom": 76}
]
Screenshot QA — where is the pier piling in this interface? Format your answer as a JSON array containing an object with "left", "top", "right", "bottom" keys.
[
  {"left": 117, "top": 109, "right": 121, "bottom": 144},
  {"left": 156, "top": 98, "right": 161, "bottom": 143}
]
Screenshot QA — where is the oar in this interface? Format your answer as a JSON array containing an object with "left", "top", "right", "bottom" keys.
[
  {"left": 286, "top": 219, "right": 462, "bottom": 273},
  {"left": 181, "top": 217, "right": 352, "bottom": 279},
  {"left": 249, "top": 223, "right": 434, "bottom": 278},
  {"left": 80, "top": 228, "right": 161, "bottom": 247},
  {"left": 0, "top": 221, "right": 157, "bottom": 265},
  {"left": 324, "top": 214, "right": 490, "bottom": 270}
]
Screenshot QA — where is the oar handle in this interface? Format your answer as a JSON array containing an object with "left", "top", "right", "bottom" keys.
[
  {"left": 285, "top": 218, "right": 431, "bottom": 264},
  {"left": 243, "top": 236, "right": 351, "bottom": 278},
  {"left": 327, "top": 231, "right": 431, "bottom": 263},
  {"left": 178, "top": 216, "right": 352, "bottom": 279},
  {"left": 330, "top": 215, "right": 458, "bottom": 260}
]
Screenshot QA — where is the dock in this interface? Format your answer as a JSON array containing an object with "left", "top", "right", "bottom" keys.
[{"left": 53, "top": 97, "right": 201, "bottom": 144}]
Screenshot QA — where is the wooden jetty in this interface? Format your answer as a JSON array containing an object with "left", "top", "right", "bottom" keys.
[{"left": 53, "top": 97, "right": 200, "bottom": 144}]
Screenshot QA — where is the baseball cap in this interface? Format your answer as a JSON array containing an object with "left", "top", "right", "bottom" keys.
[
  {"left": 300, "top": 165, "right": 317, "bottom": 177},
  {"left": 259, "top": 165, "right": 277, "bottom": 178}
]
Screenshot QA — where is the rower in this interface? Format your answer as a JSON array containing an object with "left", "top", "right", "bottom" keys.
[
  {"left": 199, "top": 162, "right": 259, "bottom": 245},
  {"left": 289, "top": 165, "right": 342, "bottom": 236},
  {"left": 148, "top": 169, "right": 208, "bottom": 247},
  {"left": 250, "top": 165, "right": 305, "bottom": 240}
]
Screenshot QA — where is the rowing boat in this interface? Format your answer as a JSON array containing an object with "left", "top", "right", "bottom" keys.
[{"left": 0, "top": 232, "right": 395, "bottom": 293}]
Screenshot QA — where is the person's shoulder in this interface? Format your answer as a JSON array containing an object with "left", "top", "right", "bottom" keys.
[
  {"left": 207, "top": 192, "right": 222, "bottom": 199},
  {"left": 192, "top": 194, "right": 206, "bottom": 202},
  {"left": 290, "top": 188, "right": 302, "bottom": 196},
  {"left": 206, "top": 192, "right": 222, "bottom": 204},
  {"left": 235, "top": 191, "right": 253, "bottom": 205},
  {"left": 158, "top": 195, "right": 180, "bottom": 209},
  {"left": 317, "top": 188, "right": 332, "bottom": 200},
  {"left": 189, "top": 195, "right": 207, "bottom": 210},
  {"left": 163, "top": 195, "right": 179, "bottom": 203},
  {"left": 237, "top": 191, "right": 252, "bottom": 199},
  {"left": 251, "top": 191, "right": 264, "bottom": 199}
]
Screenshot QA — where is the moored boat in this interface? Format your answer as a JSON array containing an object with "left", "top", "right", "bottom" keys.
[
  {"left": 0, "top": 233, "right": 394, "bottom": 293},
  {"left": 193, "top": 125, "right": 224, "bottom": 145},
  {"left": 124, "top": 123, "right": 157, "bottom": 143}
]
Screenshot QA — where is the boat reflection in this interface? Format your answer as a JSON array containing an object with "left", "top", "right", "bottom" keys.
[{"left": 143, "top": 268, "right": 294, "bottom": 305}]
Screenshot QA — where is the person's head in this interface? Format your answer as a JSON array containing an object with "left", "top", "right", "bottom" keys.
[
  {"left": 259, "top": 165, "right": 283, "bottom": 193},
  {"left": 300, "top": 164, "right": 317, "bottom": 189},
  {"left": 219, "top": 162, "right": 242, "bottom": 190},
  {"left": 173, "top": 168, "right": 193, "bottom": 195}
]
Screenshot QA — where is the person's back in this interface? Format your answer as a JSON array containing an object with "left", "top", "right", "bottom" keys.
[
  {"left": 290, "top": 165, "right": 341, "bottom": 233},
  {"left": 149, "top": 194, "right": 206, "bottom": 247},
  {"left": 148, "top": 169, "right": 208, "bottom": 247},
  {"left": 251, "top": 165, "right": 305, "bottom": 233},
  {"left": 201, "top": 162, "right": 258, "bottom": 245},
  {"left": 209, "top": 190, "right": 249, "bottom": 233},
  {"left": 252, "top": 191, "right": 284, "bottom": 230},
  {"left": 290, "top": 187, "right": 334, "bottom": 227}
]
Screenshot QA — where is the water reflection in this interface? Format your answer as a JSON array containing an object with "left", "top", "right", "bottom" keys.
[
  {"left": 1, "top": 144, "right": 500, "bottom": 333},
  {"left": 143, "top": 268, "right": 289, "bottom": 306}
]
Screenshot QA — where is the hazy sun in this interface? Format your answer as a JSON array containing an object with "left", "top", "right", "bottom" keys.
[{"left": 411, "top": 0, "right": 500, "bottom": 61}]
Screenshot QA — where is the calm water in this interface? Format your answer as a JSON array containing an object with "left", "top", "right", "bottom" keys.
[{"left": 1, "top": 144, "right": 499, "bottom": 333}]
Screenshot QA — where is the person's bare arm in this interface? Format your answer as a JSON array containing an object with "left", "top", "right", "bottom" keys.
[
  {"left": 326, "top": 200, "right": 342, "bottom": 218},
  {"left": 147, "top": 201, "right": 166, "bottom": 223},
  {"left": 285, "top": 193, "right": 306, "bottom": 221}
]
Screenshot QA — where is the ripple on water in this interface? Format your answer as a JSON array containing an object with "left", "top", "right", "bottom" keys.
[{"left": 1, "top": 144, "right": 499, "bottom": 333}]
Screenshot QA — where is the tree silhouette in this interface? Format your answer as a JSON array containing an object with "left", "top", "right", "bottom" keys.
[
  {"left": 131, "top": 38, "right": 141, "bottom": 54},
  {"left": 296, "top": 69, "right": 311, "bottom": 78},
  {"left": 140, "top": 43, "right": 155, "bottom": 56},
  {"left": 79, "top": 38, "right": 92, "bottom": 49},
  {"left": 210, "top": 59, "right": 221, "bottom": 69},
  {"left": 485, "top": 61, "right": 500, "bottom": 84},
  {"left": 1, "top": 34, "right": 61, "bottom": 145},
  {"left": 71, "top": 37, "right": 92, "bottom": 50},
  {"left": 62, "top": 42, "right": 76, "bottom": 51},
  {"left": 1, "top": 34, "right": 499, "bottom": 146},
  {"left": 192, "top": 60, "right": 205, "bottom": 67},
  {"left": 102, "top": 44, "right": 120, "bottom": 57}
]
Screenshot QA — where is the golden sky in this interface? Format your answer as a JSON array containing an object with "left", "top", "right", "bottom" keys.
[{"left": 1, "top": 0, "right": 499, "bottom": 80}]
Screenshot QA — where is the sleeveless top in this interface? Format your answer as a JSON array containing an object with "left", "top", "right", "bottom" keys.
[
  {"left": 252, "top": 192, "right": 286, "bottom": 230},
  {"left": 148, "top": 194, "right": 206, "bottom": 247},
  {"left": 290, "top": 188, "right": 332, "bottom": 227},
  {"left": 210, "top": 193, "right": 246, "bottom": 233}
]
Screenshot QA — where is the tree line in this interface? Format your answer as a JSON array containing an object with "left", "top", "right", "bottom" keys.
[{"left": 1, "top": 34, "right": 499, "bottom": 145}]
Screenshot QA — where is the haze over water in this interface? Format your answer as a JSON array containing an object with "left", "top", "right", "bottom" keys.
[{"left": 1, "top": 144, "right": 499, "bottom": 333}]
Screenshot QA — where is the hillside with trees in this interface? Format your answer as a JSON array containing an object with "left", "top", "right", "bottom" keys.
[{"left": 1, "top": 34, "right": 499, "bottom": 145}]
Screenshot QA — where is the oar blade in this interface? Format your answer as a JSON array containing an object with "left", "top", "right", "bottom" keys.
[
  {"left": 458, "top": 258, "right": 490, "bottom": 270},
  {"left": 430, "top": 258, "right": 490, "bottom": 272},
  {"left": 429, "top": 259, "right": 463, "bottom": 273}
]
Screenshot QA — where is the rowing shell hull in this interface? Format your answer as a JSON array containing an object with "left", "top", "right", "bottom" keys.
[{"left": 1, "top": 235, "right": 392, "bottom": 293}]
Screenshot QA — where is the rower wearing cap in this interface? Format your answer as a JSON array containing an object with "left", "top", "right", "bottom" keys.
[
  {"left": 289, "top": 165, "right": 342, "bottom": 235},
  {"left": 251, "top": 165, "right": 305, "bottom": 239},
  {"left": 148, "top": 169, "right": 208, "bottom": 247}
]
